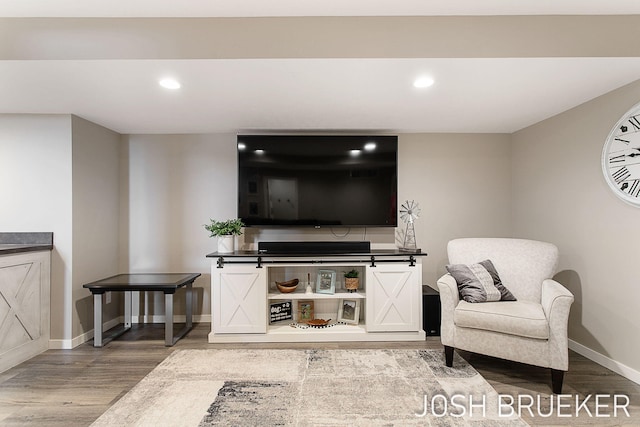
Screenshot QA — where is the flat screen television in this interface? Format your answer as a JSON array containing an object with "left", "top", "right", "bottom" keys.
[{"left": 237, "top": 135, "right": 398, "bottom": 227}]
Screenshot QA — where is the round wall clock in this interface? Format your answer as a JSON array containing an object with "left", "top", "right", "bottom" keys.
[{"left": 602, "top": 101, "right": 640, "bottom": 206}]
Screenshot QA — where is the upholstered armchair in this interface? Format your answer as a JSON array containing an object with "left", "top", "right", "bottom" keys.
[{"left": 437, "top": 238, "right": 574, "bottom": 393}]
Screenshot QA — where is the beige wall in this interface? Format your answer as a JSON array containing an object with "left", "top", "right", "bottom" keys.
[
  {"left": 4, "top": 16, "right": 640, "bottom": 60},
  {"left": 0, "top": 114, "right": 121, "bottom": 345},
  {"left": 512, "top": 79, "right": 640, "bottom": 374},
  {"left": 399, "top": 134, "right": 512, "bottom": 286},
  {"left": 71, "top": 115, "right": 120, "bottom": 337},
  {"left": 120, "top": 134, "right": 238, "bottom": 318},
  {"left": 0, "top": 114, "right": 73, "bottom": 341},
  {"left": 121, "top": 132, "right": 512, "bottom": 316},
  {"left": 7, "top": 104, "right": 639, "bottom": 378}
]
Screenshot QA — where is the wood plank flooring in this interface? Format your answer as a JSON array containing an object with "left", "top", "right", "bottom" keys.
[{"left": 0, "top": 323, "right": 639, "bottom": 426}]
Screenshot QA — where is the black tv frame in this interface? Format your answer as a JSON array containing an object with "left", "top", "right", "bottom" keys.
[{"left": 237, "top": 134, "right": 398, "bottom": 228}]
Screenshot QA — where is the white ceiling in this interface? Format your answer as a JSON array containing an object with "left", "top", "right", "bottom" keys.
[
  {"left": 2, "top": 0, "right": 640, "bottom": 17},
  {"left": 3, "top": 58, "right": 640, "bottom": 134},
  {"left": 2, "top": 2, "right": 640, "bottom": 134}
]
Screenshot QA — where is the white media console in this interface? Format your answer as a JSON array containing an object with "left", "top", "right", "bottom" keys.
[{"left": 206, "top": 249, "right": 426, "bottom": 343}]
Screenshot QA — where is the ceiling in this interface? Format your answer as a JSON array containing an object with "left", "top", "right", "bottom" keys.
[
  {"left": 3, "top": 0, "right": 640, "bottom": 17},
  {"left": 2, "top": 2, "right": 640, "bottom": 135}
]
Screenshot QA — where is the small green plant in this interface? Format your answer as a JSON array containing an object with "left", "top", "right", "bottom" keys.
[
  {"left": 204, "top": 218, "right": 245, "bottom": 237},
  {"left": 343, "top": 269, "right": 359, "bottom": 278}
]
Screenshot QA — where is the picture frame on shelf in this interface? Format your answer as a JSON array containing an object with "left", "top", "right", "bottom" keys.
[
  {"left": 297, "top": 300, "right": 314, "bottom": 323},
  {"left": 316, "top": 269, "right": 336, "bottom": 294},
  {"left": 269, "top": 300, "right": 293, "bottom": 324},
  {"left": 338, "top": 299, "right": 360, "bottom": 324}
]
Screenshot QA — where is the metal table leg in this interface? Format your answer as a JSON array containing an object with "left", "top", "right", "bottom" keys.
[
  {"left": 165, "top": 291, "right": 174, "bottom": 346},
  {"left": 93, "top": 291, "right": 132, "bottom": 347},
  {"left": 124, "top": 291, "right": 132, "bottom": 328},
  {"left": 93, "top": 293, "right": 103, "bottom": 347},
  {"left": 164, "top": 281, "right": 195, "bottom": 346},
  {"left": 186, "top": 281, "right": 193, "bottom": 329}
]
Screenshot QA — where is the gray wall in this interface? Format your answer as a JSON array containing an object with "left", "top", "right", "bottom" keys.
[
  {"left": 0, "top": 114, "right": 121, "bottom": 346},
  {"left": 120, "top": 134, "right": 238, "bottom": 319},
  {"left": 512, "top": 79, "right": 640, "bottom": 375},
  {"left": 71, "top": 116, "right": 121, "bottom": 338},
  {"left": 0, "top": 114, "right": 73, "bottom": 342},
  {"left": 5, "top": 100, "right": 640, "bottom": 378},
  {"left": 120, "top": 132, "right": 513, "bottom": 317},
  {"left": 398, "top": 134, "right": 512, "bottom": 285}
]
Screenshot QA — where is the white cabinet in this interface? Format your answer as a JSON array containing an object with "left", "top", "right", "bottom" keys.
[
  {"left": 366, "top": 263, "right": 422, "bottom": 332},
  {"left": 208, "top": 252, "right": 425, "bottom": 343},
  {"left": 211, "top": 265, "right": 266, "bottom": 334},
  {"left": 0, "top": 251, "right": 50, "bottom": 373}
]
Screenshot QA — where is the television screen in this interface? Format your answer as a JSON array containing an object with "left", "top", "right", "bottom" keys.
[{"left": 237, "top": 135, "right": 398, "bottom": 227}]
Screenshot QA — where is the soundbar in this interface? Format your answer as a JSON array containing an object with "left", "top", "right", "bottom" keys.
[{"left": 258, "top": 241, "right": 371, "bottom": 254}]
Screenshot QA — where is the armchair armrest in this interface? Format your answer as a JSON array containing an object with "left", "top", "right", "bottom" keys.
[
  {"left": 541, "top": 279, "right": 574, "bottom": 319},
  {"left": 437, "top": 273, "right": 460, "bottom": 345},
  {"left": 541, "top": 278, "right": 574, "bottom": 371},
  {"left": 437, "top": 273, "right": 459, "bottom": 307}
]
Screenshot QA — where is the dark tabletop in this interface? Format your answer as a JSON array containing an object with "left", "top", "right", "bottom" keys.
[
  {"left": 206, "top": 249, "right": 425, "bottom": 258},
  {"left": 83, "top": 273, "right": 201, "bottom": 293}
]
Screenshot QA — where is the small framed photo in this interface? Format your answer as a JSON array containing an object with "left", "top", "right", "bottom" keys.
[
  {"left": 297, "top": 300, "right": 314, "bottom": 323},
  {"left": 316, "top": 269, "right": 336, "bottom": 294},
  {"left": 338, "top": 299, "right": 360, "bottom": 324}
]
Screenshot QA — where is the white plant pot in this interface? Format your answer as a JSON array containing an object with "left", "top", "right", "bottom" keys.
[{"left": 217, "top": 235, "right": 235, "bottom": 253}]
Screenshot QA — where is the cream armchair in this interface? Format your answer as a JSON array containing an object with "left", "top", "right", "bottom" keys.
[{"left": 437, "top": 238, "right": 574, "bottom": 393}]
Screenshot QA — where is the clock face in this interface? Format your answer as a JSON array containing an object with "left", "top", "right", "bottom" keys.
[{"left": 602, "top": 102, "right": 640, "bottom": 206}]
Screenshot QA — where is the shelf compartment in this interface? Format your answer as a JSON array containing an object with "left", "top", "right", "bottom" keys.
[
  {"left": 268, "top": 291, "right": 365, "bottom": 300},
  {"left": 268, "top": 323, "right": 367, "bottom": 335}
]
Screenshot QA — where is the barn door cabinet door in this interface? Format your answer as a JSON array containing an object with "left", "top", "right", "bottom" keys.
[
  {"left": 0, "top": 251, "right": 51, "bottom": 372},
  {"left": 365, "top": 263, "right": 422, "bottom": 332},
  {"left": 211, "top": 265, "right": 267, "bottom": 333}
]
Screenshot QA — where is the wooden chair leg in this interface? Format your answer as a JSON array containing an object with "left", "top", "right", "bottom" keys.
[
  {"left": 444, "top": 346, "right": 454, "bottom": 367},
  {"left": 551, "top": 369, "right": 565, "bottom": 394}
]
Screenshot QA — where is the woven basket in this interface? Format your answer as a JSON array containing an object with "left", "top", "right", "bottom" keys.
[{"left": 345, "top": 277, "right": 359, "bottom": 291}]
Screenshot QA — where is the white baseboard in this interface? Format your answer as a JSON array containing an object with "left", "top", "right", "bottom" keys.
[
  {"left": 49, "top": 317, "right": 122, "bottom": 350},
  {"left": 49, "top": 315, "right": 212, "bottom": 349},
  {"left": 569, "top": 339, "right": 640, "bottom": 386},
  {"left": 133, "top": 314, "right": 211, "bottom": 324}
]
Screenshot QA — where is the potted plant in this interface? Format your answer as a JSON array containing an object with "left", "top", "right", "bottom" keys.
[
  {"left": 343, "top": 269, "right": 360, "bottom": 292},
  {"left": 204, "top": 218, "right": 244, "bottom": 253}
]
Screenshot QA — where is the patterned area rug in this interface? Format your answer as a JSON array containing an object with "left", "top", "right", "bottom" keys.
[{"left": 91, "top": 349, "right": 527, "bottom": 426}]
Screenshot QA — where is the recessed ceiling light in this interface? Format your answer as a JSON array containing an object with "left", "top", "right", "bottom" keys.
[
  {"left": 255, "top": 149, "right": 265, "bottom": 155},
  {"left": 413, "top": 76, "right": 435, "bottom": 89},
  {"left": 237, "top": 143, "right": 246, "bottom": 150},
  {"left": 350, "top": 149, "right": 362, "bottom": 156},
  {"left": 159, "top": 78, "right": 181, "bottom": 90},
  {"left": 364, "top": 142, "right": 377, "bottom": 151}
]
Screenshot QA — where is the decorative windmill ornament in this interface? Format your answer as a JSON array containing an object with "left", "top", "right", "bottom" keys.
[{"left": 399, "top": 200, "right": 421, "bottom": 251}]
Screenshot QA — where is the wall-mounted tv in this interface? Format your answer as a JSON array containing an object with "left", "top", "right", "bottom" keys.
[{"left": 237, "top": 135, "right": 398, "bottom": 228}]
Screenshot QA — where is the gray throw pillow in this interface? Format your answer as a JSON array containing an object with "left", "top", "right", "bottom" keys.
[{"left": 446, "top": 259, "right": 517, "bottom": 303}]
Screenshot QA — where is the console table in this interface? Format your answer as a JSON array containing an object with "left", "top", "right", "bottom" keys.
[
  {"left": 83, "top": 273, "right": 200, "bottom": 347},
  {"left": 206, "top": 250, "right": 426, "bottom": 343}
]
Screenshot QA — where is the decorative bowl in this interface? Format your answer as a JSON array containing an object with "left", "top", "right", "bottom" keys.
[
  {"left": 276, "top": 278, "right": 299, "bottom": 293},
  {"left": 307, "top": 318, "right": 330, "bottom": 326}
]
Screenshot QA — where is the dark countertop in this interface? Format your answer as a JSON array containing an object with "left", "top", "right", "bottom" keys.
[
  {"left": 0, "top": 232, "right": 53, "bottom": 255},
  {"left": 0, "top": 244, "right": 53, "bottom": 255}
]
